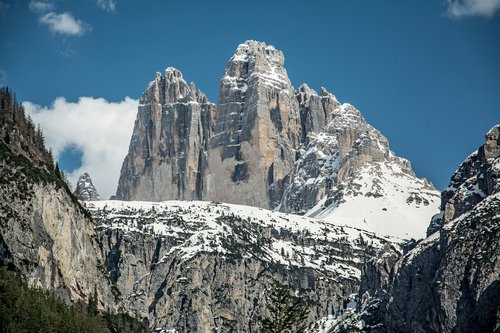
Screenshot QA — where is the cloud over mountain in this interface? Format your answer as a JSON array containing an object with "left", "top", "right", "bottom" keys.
[{"left": 24, "top": 96, "right": 138, "bottom": 199}]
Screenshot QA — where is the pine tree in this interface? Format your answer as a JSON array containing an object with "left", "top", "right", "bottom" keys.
[{"left": 260, "top": 280, "right": 317, "bottom": 333}]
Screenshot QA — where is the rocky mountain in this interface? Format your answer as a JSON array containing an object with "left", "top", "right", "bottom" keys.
[
  {"left": 84, "top": 199, "right": 402, "bottom": 332},
  {"left": 326, "top": 125, "right": 500, "bottom": 332},
  {"left": 74, "top": 172, "right": 101, "bottom": 201},
  {"left": 115, "top": 67, "right": 216, "bottom": 202},
  {"left": 115, "top": 40, "right": 439, "bottom": 239},
  {"left": 0, "top": 88, "right": 117, "bottom": 312},
  {"left": 282, "top": 99, "right": 440, "bottom": 238},
  {"left": 206, "top": 40, "right": 301, "bottom": 209}
]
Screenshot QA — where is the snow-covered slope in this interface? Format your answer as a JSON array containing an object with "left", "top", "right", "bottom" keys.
[
  {"left": 282, "top": 101, "right": 440, "bottom": 239},
  {"left": 307, "top": 162, "right": 440, "bottom": 239},
  {"left": 84, "top": 199, "right": 403, "bottom": 332},
  {"left": 86, "top": 200, "right": 401, "bottom": 280}
]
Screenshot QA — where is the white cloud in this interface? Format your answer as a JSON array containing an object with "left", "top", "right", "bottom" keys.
[
  {"left": 39, "top": 12, "right": 90, "bottom": 36},
  {"left": 96, "top": 0, "right": 117, "bottom": 12},
  {"left": 29, "top": 0, "right": 53, "bottom": 14},
  {"left": 24, "top": 96, "right": 138, "bottom": 199},
  {"left": 446, "top": 0, "right": 500, "bottom": 18}
]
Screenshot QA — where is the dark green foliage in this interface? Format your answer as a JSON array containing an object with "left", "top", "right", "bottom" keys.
[
  {"left": 105, "top": 313, "right": 150, "bottom": 333},
  {"left": 0, "top": 268, "right": 150, "bottom": 333},
  {"left": 0, "top": 267, "right": 108, "bottom": 332},
  {"left": 0, "top": 87, "right": 52, "bottom": 166},
  {"left": 0, "top": 141, "right": 92, "bottom": 220},
  {"left": 260, "top": 280, "right": 317, "bottom": 333}
]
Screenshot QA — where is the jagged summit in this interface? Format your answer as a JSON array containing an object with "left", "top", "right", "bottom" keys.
[
  {"left": 115, "top": 68, "right": 216, "bottom": 201},
  {"left": 73, "top": 172, "right": 101, "bottom": 201},
  {"left": 207, "top": 40, "right": 301, "bottom": 208},
  {"left": 114, "top": 41, "right": 440, "bottom": 238},
  {"left": 145, "top": 67, "right": 209, "bottom": 105},
  {"left": 282, "top": 101, "right": 439, "bottom": 238},
  {"left": 427, "top": 124, "right": 500, "bottom": 235},
  {"left": 223, "top": 40, "right": 292, "bottom": 92},
  {"left": 296, "top": 84, "right": 340, "bottom": 144}
]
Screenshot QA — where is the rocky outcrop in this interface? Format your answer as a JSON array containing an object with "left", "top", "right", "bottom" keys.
[
  {"left": 428, "top": 124, "right": 500, "bottom": 235},
  {"left": 85, "top": 200, "right": 401, "bottom": 332},
  {"left": 331, "top": 125, "right": 500, "bottom": 333},
  {"left": 115, "top": 67, "right": 216, "bottom": 201},
  {"left": 206, "top": 40, "right": 301, "bottom": 209},
  {"left": 115, "top": 41, "right": 439, "bottom": 237},
  {"left": 281, "top": 101, "right": 440, "bottom": 238},
  {"left": 296, "top": 84, "right": 340, "bottom": 145},
  {"left": 0, "top": 88, "right": 117, "bottom": 311},
  {"left": 73, "top": 172, "right": 101, "bottom": 201}
]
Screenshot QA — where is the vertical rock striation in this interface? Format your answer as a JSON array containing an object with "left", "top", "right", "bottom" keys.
[
  {"left": 296, "top": 84, "right": 340, "bottom": 145},
  {"left": 115, "top": 68, "right": 216, "bottom": 201},
  {"left": 206, "top": 40, "right": 301, "bottom": 209},
  {"left": 114, "top": 41, "right": 439, "bottom": 238}
]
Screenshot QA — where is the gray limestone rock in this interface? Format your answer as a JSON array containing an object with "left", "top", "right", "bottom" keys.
[
  {"left": 85, "top": 200, "right": 401, "bottom": 332},
  {"left": 333, "top": 125, "right": 500, "bottom": 333},
  {"left": 297, "top": 84, "right": 340, "bottom": 145},
  {"left": 280, "top": 100, "right": 439, "bottom": 238},
  {"left": 427, "top": 124, "right": 500, "bottom": 235},
  {"left": 115, "top": 68, "right": 216, "bottom": 201},
  {"left": 73, "top": 172, "right": 101, "bottom": 201},
  {"left": 206, "top": 40, "right": 301, "bottom": 209},
  {"left": 0, "top": 149, "right": 118, "bottom": 312}
]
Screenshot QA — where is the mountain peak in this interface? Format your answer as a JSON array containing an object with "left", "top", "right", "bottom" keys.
[
  {"left": 232, "top": 40, "right": 283, "bottom": 64},
  {"left": 145, "top": 67, "right": 210, "bottom": 105},
  {"left": 427, "top": 124, "right": 500, "bottom": 235},
  {"left": 73, "top": 172, "right": 101, "bottom": 201},
  {"left": 164, "top": 67, "right": 184, "bottom": 80},
  {"left": 224, "top": 40, "right": 290, "bottom": 92},
  {"left": 485, "top": 124, "right": 500, "bottom": 159}
]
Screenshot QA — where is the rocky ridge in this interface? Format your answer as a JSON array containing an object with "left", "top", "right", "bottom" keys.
[
  {"left": 0, "top": 88, "right": 118, "bottom": 312},
  {"left": 73, "top": 172, "right": 101, "bottom": 201},
  {"left": 115, "top": 41, "right": 439, "bottom": 239},
  {"left": 281, "top": 99, "right": 440, "bottom": 238},
  {"left": 326, "top": 125, "right": 500, "bottom": 332},
  {"left": 84, "top": 199, "right": 402, "bottom": 332}
]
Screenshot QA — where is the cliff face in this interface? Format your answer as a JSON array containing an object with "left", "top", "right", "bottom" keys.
[
  {"left": 115, "top": 68, "right": 216, "bottom": 202},
  {"left": 330, "top": 125, "right": 500, "bottom": 333},
  {"left": 281, "top": 99, "right": 439, "bottom": 238},
  {"left": 85, "top": 200, "right": 401, "bottom": 332},
  {"left": 206, "top": 40, "right": 301, "bottom": 209},
  {"left": 0, "top": 87, "right": 117, "bottom": 311},
  {"left": 428, "top": 125, "right": 500, "bottom": 234},
  {"left": 115, "top": 41, "right": 439, "bottom": 239}
]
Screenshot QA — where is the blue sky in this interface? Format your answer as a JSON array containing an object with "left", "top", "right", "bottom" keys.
[{"left": 1, "top": 0, "right": 499, "bottom": 197}]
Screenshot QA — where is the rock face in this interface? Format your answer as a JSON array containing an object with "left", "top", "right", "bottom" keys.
[
  {"left": 85, "top": 200, "right": 401, "bottom": 332},
  {"left": 0, "top": 88, "right": 117, "bottom": 311},
  {"left": 115, "top": 41, "right": 439, "bottom": 238},
  {"left": 281, "top": 100, "right": 440, "bottom": 238},
  {"left": 115, "top": 67, "right": 216, "bottom": 201},
  {"left": 296, "top": 84, "right": 340, "bottom": 145},
  {"left": 330, "top": 125, "right": 500, "bottom": 333},
  {"left": 428, "top": 124, "right": 500, "bottom": 235},
  {"left": 206, "top": 41, "right": 301, "bottom": 209},
  {"left": 73, "top": 172, "right": 101, "bottom": 201}
]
